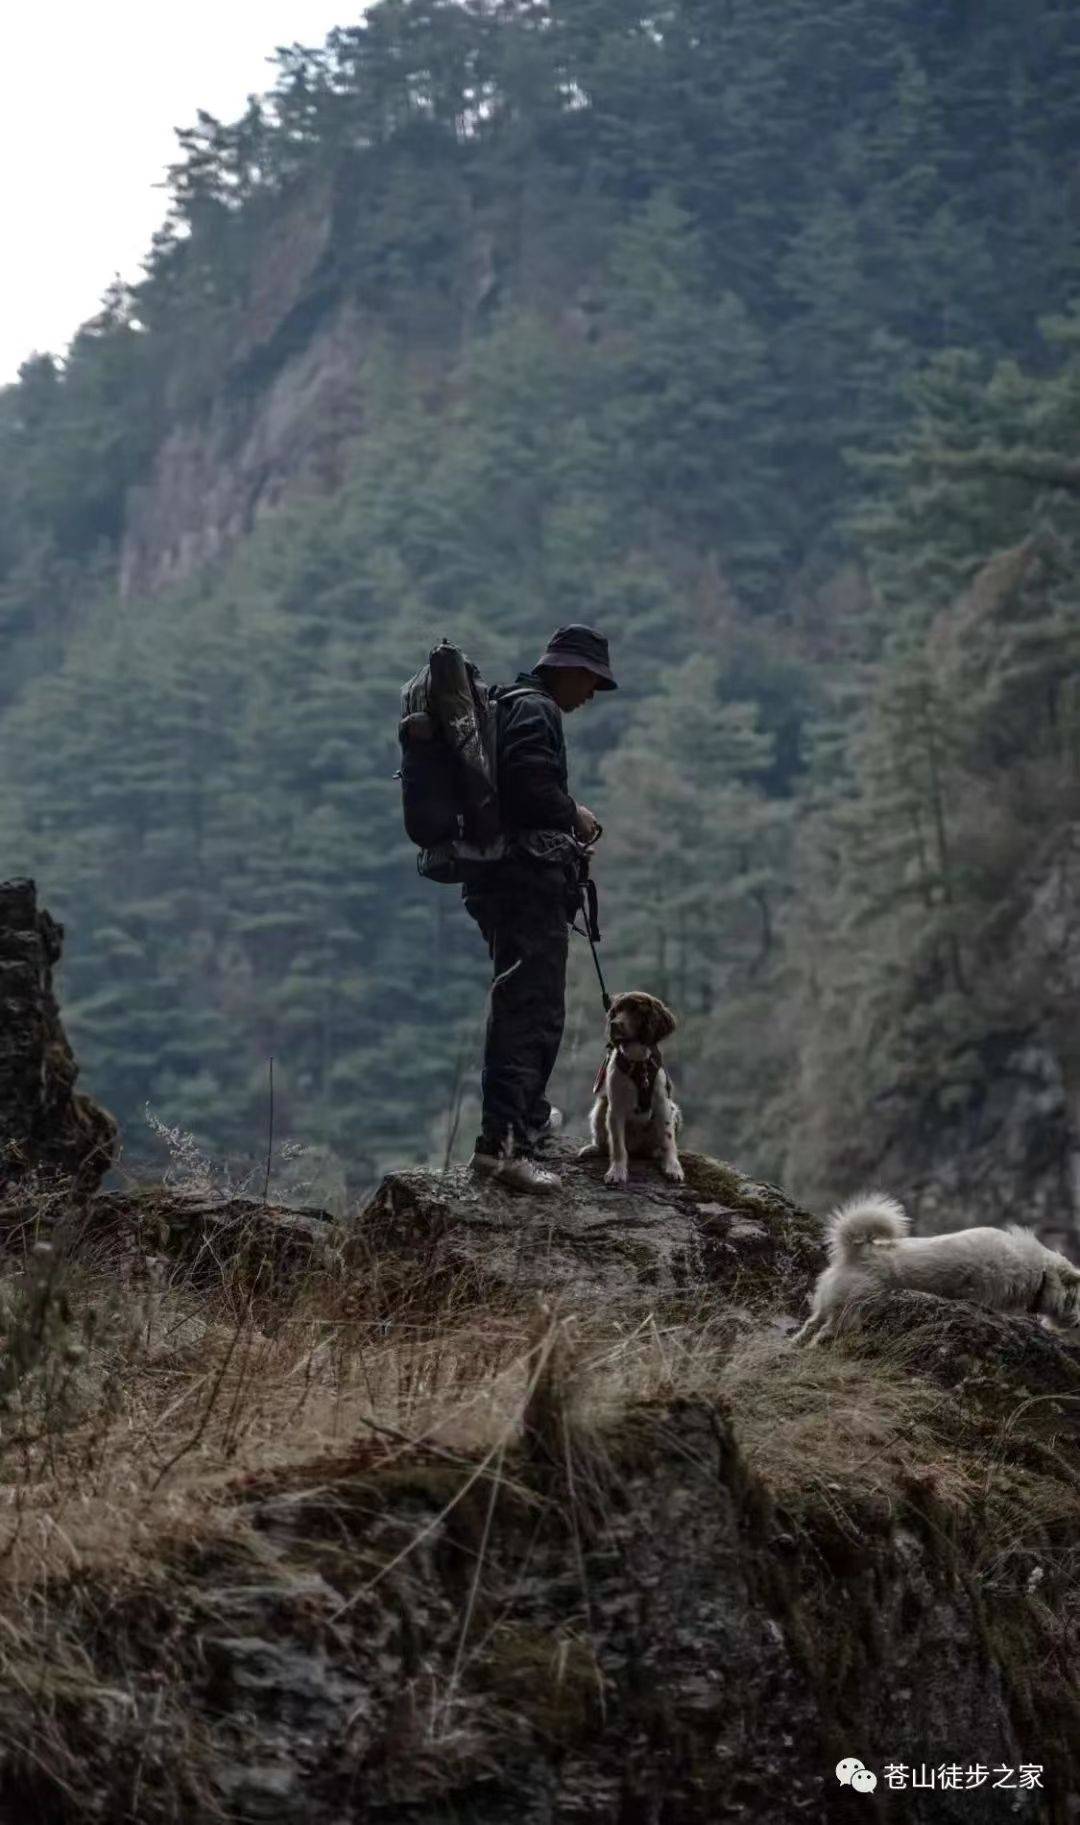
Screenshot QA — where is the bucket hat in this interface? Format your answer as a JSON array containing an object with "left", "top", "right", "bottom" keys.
[{"left": 536, "top": 624, "right": 617, "bottom": 690}]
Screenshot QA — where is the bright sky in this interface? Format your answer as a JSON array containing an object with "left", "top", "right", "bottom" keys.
[{"left": 2, "top": 3, "right": 363, "bottom": 384}]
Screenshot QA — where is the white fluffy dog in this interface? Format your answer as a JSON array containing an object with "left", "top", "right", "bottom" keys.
[
  {"left": 793, "top": 1192, "right": 1080, "bottom": 1345},
  {"left": 579, "top": 991, "right": 683, "bottom": 1188}
]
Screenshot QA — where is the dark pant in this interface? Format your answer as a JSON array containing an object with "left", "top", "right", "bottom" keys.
[{"left": 465, "top": 891, "right": 569, "bottom": 1150}]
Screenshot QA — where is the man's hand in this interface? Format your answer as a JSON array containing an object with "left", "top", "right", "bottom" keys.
[{"left": 573, "top": 803, "right": 602, "bottom": 844}]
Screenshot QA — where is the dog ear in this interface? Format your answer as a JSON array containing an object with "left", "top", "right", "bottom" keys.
[{"left": 645, "top": 996, "right": 677, "bottom": 1042}]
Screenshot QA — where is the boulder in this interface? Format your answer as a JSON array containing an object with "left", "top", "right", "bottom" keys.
[
  {"left": 84, "top": 1185, "right": 335, "bottom": 1283},
  {"left": 353, "top": 1143, "right": 825, "bottom": 1319},
  {"left": 0, "top": 878, "right": 117, "bottom": 1196}
]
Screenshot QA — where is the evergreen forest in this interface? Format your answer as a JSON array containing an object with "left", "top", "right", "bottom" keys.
[{"left": 2, "top": 0, "right": 1080, "bottom": 1204}]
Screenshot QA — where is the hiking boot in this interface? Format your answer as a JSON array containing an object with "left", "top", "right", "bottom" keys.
[
  {"left": 530, "top": 1107, "right": 564, "bottom": 1147},
  {"left": 470, "top": 1138, "right": 561, "bottom": 1194}
]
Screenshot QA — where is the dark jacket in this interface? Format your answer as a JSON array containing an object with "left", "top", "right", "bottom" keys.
[
  {"left": 493, "top": 672, "right": 576, "bottom": 836},
  {"left": 463, "top": 672, "right": 577, "bottom": 903}
]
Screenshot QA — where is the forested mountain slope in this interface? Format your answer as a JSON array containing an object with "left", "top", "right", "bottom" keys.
[{"left": 1, "top": 0, "right": 1079, "bottom": 1208}]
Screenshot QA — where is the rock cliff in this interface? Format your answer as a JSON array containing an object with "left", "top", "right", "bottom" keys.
[
  {"left": 876, "top": 822, "right": 1080, "bottom": 1255},
  {"left": 0, "top": 877, "right": 117, "bottom": 1194},
  {"left": 118, "top": 301, "right": 367, "bottom": 601}
]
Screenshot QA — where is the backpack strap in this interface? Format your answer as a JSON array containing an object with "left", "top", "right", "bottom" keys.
[
  {"left": 490, "top": 683, "right": 548, "bottom": 795},
  {"left": 494, "top": 684, "right": 545, "bottom": 708}
]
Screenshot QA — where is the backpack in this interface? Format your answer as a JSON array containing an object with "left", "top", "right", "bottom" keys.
[{"left": 398, "top": 640, "right": 533, "bottom": 884}]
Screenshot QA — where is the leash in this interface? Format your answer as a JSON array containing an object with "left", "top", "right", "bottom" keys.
[
  {"left": 572, "top": 835, "right": 611, "bottom": 1013},
  {"left": 580, "top": 884, "right": 611, "bottom": 1013}
]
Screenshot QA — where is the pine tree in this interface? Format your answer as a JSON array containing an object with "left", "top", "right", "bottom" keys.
[{"left": 599, "top": 193, "right": 780, "bottom": 600}]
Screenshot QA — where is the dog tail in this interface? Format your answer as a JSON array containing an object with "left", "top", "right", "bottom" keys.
[{"left": 826, "top": 1192, "right": 909, "bottom": 1264}]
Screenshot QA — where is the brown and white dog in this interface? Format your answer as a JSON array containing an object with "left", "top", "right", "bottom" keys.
[{"left": 579, "top": 991, "right": 684, "bottom": 1187}]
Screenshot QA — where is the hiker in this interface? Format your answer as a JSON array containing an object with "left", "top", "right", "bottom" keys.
[{"left": 465, "top": 625, "right": 617, "bottom": 1193}]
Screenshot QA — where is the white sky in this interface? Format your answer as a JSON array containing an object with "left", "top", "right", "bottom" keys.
[{"left": 2, "top": 3, "right": 363, "bottom": 384}]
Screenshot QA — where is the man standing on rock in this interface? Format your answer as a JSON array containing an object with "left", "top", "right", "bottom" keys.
[{"left": 465, "top": 625, "right": 616, "bottom": 1193}]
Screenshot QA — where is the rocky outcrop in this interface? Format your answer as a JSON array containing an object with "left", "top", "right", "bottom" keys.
[
  {"left": 3, "top": 1305, "right": 1078, "bottom": 1820},
  {"left": 356, "top": 1143, "right": 825, "bottom": 1315},
  {"left": 116, "top": 166, "right": 363, "bottom": 602},
  {"left": 115, "top": 163, "right": 603, "bottom": 605},
  {"left": 119, "top": 301, "right": 367, "bottom": 601},
  {"left": 0, "top": 878, "right": 117, "bottom": 1194},
  {"left": 1013, "top": 820, "right": 1080, "bottom": 1232},
  {"left": 4, "top": 1144, "right": 1080, "bottom": 1819},
  {"left": 873, "top": 819, "right": 1080, "bottom": 1252},
  {"left": 82, "top": 1185, "right": 335, "bottom": 1283},
  {"left": 68, "top": 1144, "right": 824, "bottom": 1302},
  {"left": 876, "top": 1030, "right": 1077, "bottom": 1251}
]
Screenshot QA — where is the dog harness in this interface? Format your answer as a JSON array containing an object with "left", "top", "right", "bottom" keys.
[{"left": 593, "top": 1044, "right": 663, "bottom": 1114}]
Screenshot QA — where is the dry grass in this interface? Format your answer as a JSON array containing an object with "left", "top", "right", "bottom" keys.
[
  {"left": 2, "top": 1203, "right": 1078, "bottom": 1595},
  {"left": 724, "top": 1329, "right": 981, "bottom": 1510},
  {"left": 2, "top": 1156, "right": 1080, "bottom": 1820},
  {"left": 0, "top": 1259, "right": 533, "bottom": 1585}
]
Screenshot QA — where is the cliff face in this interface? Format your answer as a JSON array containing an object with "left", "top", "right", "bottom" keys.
[
  {"left": 878, "top": 1033, "right": 1076, "bottom": 1250},
  {"left": 114, "top": 135, "right": 517, "bottom": 606},
  {"left": 877, "top": 822, "right": 1080, "bottom": 1253},
  {"left": 1016, "top": 820, "right": 1080, "bottom": 1224},
  {"left": 119, "top": 301, "right": 367, "bottom": 601},
  {"left": 114, "top": 140, "right": 593, "bottom": 606}
]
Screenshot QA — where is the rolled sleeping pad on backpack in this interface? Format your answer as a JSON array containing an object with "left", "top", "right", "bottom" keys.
[
  {"left": 427, "top": 640, "right": 501, "bottom": 847},
  {"left": 398, "top": 664, "right": 458, "bottom": 848}
]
